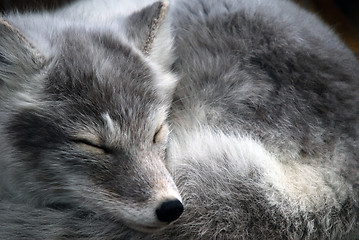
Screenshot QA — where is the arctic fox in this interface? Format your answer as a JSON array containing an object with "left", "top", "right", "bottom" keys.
[
  {"left": 1, "top": 0, "right": 359, "bottom": 239},
  {"left": 0, "top": 0, "right": 183, "bottom": 236}
]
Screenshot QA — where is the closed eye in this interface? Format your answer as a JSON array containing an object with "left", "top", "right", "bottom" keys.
[
  {"left": 73, "top": 139, "right": 111, "bottom": 154},
  {"left": 153, "top": 124, "right": 169, "bottom": 144}
]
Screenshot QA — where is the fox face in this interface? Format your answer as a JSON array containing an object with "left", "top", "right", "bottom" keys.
[{"left": 0, "top": 1, "right": 182, "bottom": 232}]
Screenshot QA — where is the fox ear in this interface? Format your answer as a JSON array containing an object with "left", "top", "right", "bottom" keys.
[
  {"left": 126, "top": 1, "right": 174, "bottom": 69},
  {"left": 0, "top": 18, "right": 45, "bottom": 94}
]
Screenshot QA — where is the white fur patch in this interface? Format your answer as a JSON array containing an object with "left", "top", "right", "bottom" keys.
[
  {"left": 57, "top": 0, "right": 158, "bottom": 23},
  {"left": 12, "top": 92, "right": 39, "bottom": 109},
  {"left": 102, "top": 112, "right": 115, "bottom": 133},
  {"left": 168, "top": 127, "right": 351, "bottom": 211},
  {"left": 145, "top": 59, "right": 178, "bottom": 100}
]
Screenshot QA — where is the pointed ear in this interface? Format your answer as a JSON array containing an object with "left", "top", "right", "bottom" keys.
[
  {"left": 0, "top": 18, "right": 45, "bottom": 94},
  {"left": 126, "top": 1, "right": 174, "bottom": 69}
]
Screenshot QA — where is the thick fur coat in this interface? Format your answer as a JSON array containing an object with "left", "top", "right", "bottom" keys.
[{"left": 0, "top": 0, "right": 358, "bottom": 239}]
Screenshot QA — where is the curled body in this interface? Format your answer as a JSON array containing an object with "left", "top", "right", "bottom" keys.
[
  {"left": 165, "top": 0, "right": 359, "bottom": 239},
  {"left": 0, "top": 0, "right": 358, "bottom": 239}
]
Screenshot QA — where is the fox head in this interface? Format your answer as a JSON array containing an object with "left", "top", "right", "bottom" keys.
[{"left": 0, "top": 1, "right": 183, "bottom": 232}]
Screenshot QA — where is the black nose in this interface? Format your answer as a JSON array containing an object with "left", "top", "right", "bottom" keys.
[{"left": 156, "top": 199, "right": 184, "bottom": 223}]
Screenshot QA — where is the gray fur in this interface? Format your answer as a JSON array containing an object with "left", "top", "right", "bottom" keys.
[
  {"left": 1, "top": 0, "right": 359, "bottom": 239},
  {"left": 165, "top": 1, "right": 359, "bottom": 239},
  {"left": 0, "top": 0, "right": 181, "bottom": 235}
]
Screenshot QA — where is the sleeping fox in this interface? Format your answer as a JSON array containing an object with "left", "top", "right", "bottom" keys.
[{"left": 0, "top": 0, "right": 358, "bottom": 239}]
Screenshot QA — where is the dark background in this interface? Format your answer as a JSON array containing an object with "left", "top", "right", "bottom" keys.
[
  {"left": 295, "top": 0, "right": 359, "bottom": 57},
  {"left": 0, "top": 0, "right": 73, "bottom": 11},
  {"left": 0, "top": 0, "right": 358, "bottom": 57}
]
